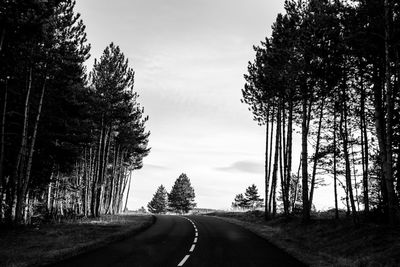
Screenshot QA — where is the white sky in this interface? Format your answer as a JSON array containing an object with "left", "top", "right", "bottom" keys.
[{"left": 75, "top": 0, "right": 337, "bottom": 211}]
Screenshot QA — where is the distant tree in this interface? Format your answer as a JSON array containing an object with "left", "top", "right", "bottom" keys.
[
  {"left": 245, "top": 184, "right": 264, "bottom": 210},
  {"left": 232, "top": 193, "right": 249, "bottom": 210},
  {"left": 147, "top": 185, "right": 168, "bottom": 214},
  {"left": 232, "top": 185, "right": 264, "bottom": 210},
  {"left": 138, "top": 206, "right": 147, "bottom": 213},
  {"left": 168, "top": 173, "right": 196, "bottom": 214}
]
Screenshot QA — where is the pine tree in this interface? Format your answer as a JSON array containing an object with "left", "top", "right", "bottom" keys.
[
  {"left": 244, "top": 184, "right": 264, "bottom": 210},
  {"left": 232, "top": 193, "right": 249, "bottom": 210},
  {"left": 0, "top": 0, "right": 91, "bottom": 223},
  {"left": 89, "top": 42, "right": 137, "bottom": 217},
  {"left": 168, "top": 173, "right": 196, "bottom": 214},
  {"left": 147, "top": 185, "right": 167, "bottom": 214}
]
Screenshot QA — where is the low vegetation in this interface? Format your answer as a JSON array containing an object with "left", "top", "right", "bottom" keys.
[
  {"left": 210, "top": 211, "right": 400, "bottom": 266},
  {"left": 0, "top": 214, "right": 154, "bottom": 267}
]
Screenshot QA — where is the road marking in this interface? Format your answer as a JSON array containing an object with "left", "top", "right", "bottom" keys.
[
  {"left": 177, "top": 255, "right": 190, "bottom": 266},
  {"left": 177, "top": 217, "right": 199, "bottom": 266}
]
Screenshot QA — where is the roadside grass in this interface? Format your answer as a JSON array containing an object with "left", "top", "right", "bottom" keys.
[
  {"left": 0, "top": 214, "right": 155, "bottom": 267},
  {"left": 208, "top": 211, "right": 400, "bottom": 267}
]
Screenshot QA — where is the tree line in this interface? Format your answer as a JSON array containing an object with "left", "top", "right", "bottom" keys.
[
  {"left": 242, "top": 0, "right": 400, "bottom": 224},
  {"left": 0, "top": 0, "right": 150, "bottom": 225},
  {"left": 147, "top": 173, "right": 196, "bottom": 214}
]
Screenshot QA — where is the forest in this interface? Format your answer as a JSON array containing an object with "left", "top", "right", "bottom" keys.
[
  {"left": 0, "top": 0, "right": 150, "bottom": 225},
  {"left": 242, "top": 0, "right": 400, "bottom": 224}
]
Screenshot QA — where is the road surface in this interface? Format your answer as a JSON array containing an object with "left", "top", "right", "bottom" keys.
[{"left": 48, "top": 215, "right": 307, "bottom": 267}]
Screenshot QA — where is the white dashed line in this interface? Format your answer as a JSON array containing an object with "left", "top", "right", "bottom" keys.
[
  {"left": 177, "top": 255, "right": 190, "bottom": 266},
  {"left": 177, "top": 217, "right": 199, "bottom": 266}
]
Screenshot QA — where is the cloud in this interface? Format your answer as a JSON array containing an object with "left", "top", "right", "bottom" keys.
[
  {"left": 216, "top": 160, "right": 264, "bottom": 174},
  {"left": 142, "top": 163, "right": 169, "bottom": 171}
]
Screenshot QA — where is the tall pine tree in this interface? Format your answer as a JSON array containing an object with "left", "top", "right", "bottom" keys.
[
  {"left": 147, "top": 185, "right": 167, "bottom": 214},
  {"left": 168, "top": 173, "right": 196, "bottom": 214}
]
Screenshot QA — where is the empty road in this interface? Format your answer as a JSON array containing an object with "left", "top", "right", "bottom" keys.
[{"left": 48, "top": 215, "right": 307, "bottom": 267}]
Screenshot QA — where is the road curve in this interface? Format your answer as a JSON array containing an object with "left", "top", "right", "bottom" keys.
[
  {"left": 47, "top": 215, "right": 307, "bottom": 267},
  {"left": 184, "top": 215, "right": 306, "bottom": 267}
]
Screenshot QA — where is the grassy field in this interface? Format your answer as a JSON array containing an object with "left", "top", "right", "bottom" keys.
[
  {"left": 209, "top": 211, "right": 400, "bottom": 267},
  {"left": 0, "top": 214, "right": 155, "bottom": 267}
]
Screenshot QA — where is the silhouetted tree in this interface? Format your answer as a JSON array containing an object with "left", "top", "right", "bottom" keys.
[
  {"left": 168, "top": 173, "right": 196, "bottom": 214},
  {"left": 244, "top": 184, "right": 264, "bottom": 210},
  {"left": 232, "top": 193, "right": 249, "bottom": 210},
  {"left": 147, "top": 185, "right": 168, "bottom": 214},
  {"left": 242, "top": 0, "right": 400, "bottom": 225}
]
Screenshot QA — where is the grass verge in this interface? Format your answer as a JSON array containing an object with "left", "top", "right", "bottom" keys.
[
  {"left": 208, "top": 211, "right": 400, "bottom": 267},
  {"left": 0, "top": 214, "right": 155, "bottom": 267}
]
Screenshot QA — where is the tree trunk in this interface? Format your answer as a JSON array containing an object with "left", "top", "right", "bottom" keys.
[
  {"left": 106, "top": 144, "right": 118, "bottom": 214},
  {"left": 99, "top": 128, "right": 112, "bottom": 215},
  {"left": 351, "top": 143, "right": 360, "bottom": 212},
  {"left": 286, "top": 98, "right": 293, "bottom": 214},
  {"left": 383, "top": 0, "right": 398, "bottom": 224},
  {"left": 333, "top": 107, "right": 339, "bottom": 219},
  {"left": 94, "top": 133, "right": 105, "bottom": 217},
  {"left": 270, "top": 102, "right": 280, "bottom": 216},
  {"left": 373, "top": 63, "right": 391, "bottom": 218},
  {"left": 292, "top": 155, "right": 301, "bottom": 212},
  {"left": 340, "top": 87, "right": 358, "bottom": 224},
  {"left": 13, "top": 68, "right": 33, "bottom": 224},
  {"left": 123, "top": 171, "right": 132, "bottom": 212},
  {"left": 0, "top": 27, "right": 5, "bottom": 53},
  {"left": 309, "top": 98, "right": 325, "bottom": 210},
  {"left": 91, "top": 122, "right": 104, "bottom": 217},
  {"left": 17, "top": 76, "right": 47, "bottom": 222},
  {"left": 113, "top": 149, "right": 125, "bottom": 213},
  {"left": 81, "top": 147, "right": 87, "bottom": 216},
  {"left": 301, "top": 85, "right": 310, "bottom": 222},
  {"left": 264, "top": 104, "right": 271, "bottom": 220},
  {"left": 279, "top": 102, "right": 288, "bottom": 215},
  {"left": 359, "top": 66, "right": 369, "bottom": 213},
  {"left": 87, "top": 146, "right": 94, "bottom": 216},
  {"left": 0, "top": 77, "right": 8, "bottom": 217}
]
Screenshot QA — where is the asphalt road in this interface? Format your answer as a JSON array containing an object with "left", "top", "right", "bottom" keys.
[{"left": 48, "top": 215, "right": 307, "bottom": 267}]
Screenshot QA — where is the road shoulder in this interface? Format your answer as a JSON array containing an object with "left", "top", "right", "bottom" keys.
[
  {"left": 207, "top": 215, "right": 329, "bottom": 266},
  {"left": 0, "top": 214, "right": 155, "bottom": 267}
]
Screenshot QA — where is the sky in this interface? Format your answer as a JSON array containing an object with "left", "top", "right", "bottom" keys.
[{"left": 74, "top": 0, "right": 337, "bottom": 211}]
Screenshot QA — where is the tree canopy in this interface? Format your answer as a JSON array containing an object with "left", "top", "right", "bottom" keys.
[
  {"left": 0, "top": 0, "right": 150, "bottom": 224},
  {"left": 232, "top": 184, "right": 263, "bottom": 210},
  {"left": 242, "top": 0, "right": 400, "bottom": 224},
  {"left": 168, "top": 173, "right": 196, "bottom": 214},
  {"left": 147, "top": 185, "right": 168, "bottom": 214}
]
